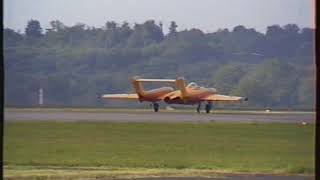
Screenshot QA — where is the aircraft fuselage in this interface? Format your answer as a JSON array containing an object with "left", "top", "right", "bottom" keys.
[
  {"left": 164, "top": 87, "right": 216, "bottom": 105},
  {"left": 102, "top": 77, "right": 246, "bottom": 113},
  {"left": 139, "top": 87, "right": 174, "bottom": 102}
]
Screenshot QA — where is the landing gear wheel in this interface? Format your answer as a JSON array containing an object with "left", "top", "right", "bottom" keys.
[
  {"left": 205, "top": 103, "right": 212, "bottom": 114},
  {"left": 196, "top": 103, "right": 201, "bottom": 113},
  {"left": 153, "top": 103, "right": 159, "bottom": 112}
]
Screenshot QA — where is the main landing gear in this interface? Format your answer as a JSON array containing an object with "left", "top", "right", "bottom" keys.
[
  {"left": 196, "top": 102, "right": 213, "bottom": 113},
  {"left": 205, "top": 103, "right": 213, "bottom": 114},
  {"left": 197, "top": 103, "right": 201, "bottom": 113},
  {"left": 153, "top": 103, "right": 159, "bottom": 112}
]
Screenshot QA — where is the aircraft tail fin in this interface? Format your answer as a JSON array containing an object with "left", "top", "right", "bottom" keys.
[
  {"left": 132, "top": 76, "right": 145, "bottom": 96},
  {"left": 175, "top": 77, "right": 188, "bottom": 98},
  {"left": 132, "top": 76, "right": 176, "bottom": 96},
  {"left": 134, "top": 78, "right": 176, "bottom": 83}
]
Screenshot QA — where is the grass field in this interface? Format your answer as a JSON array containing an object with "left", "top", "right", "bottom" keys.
[{"left": 4, "top": 121, "right": 315, "bottom": 179}]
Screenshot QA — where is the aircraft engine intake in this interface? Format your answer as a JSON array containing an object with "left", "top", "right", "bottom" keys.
[{"left": 164, "top": 95, "right": 183, "bottom": 104}]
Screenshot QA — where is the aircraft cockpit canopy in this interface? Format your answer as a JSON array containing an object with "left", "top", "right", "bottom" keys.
[{"left": 187, "top": 82, "right": 201, "bottom": 89}]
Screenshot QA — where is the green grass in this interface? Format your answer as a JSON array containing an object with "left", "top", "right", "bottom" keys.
[
  {"left": 4, "top": 121, "right": 315, "bottom": 179},
  {"left": 4, "top": 166, "right": 228, "bottom": 180}
]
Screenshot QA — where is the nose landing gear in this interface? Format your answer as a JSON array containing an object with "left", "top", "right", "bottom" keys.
[{"left": 196, "top": 102, "right": 212, "bottom": 113}]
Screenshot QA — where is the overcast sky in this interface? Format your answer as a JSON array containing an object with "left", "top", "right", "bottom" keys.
[{"left": 4, "top": 0, "right": 314, "bottom": 34}]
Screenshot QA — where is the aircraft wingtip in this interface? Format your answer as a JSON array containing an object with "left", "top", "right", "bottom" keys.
[{"left": 132, "top": 76, "right": 140, "bottom": 80}]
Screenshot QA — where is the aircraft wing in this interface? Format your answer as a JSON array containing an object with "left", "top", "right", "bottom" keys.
[
  {"left": 101, "top": 94, "right": 139, "bottom": 100},
  {"left": 201, "top": 94, "right": 247, "bottom": 102}
]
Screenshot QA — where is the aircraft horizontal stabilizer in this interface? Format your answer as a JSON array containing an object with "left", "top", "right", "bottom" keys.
[
  {"left": 134, "top": 78, "right": 176, "bottom": 83},
  {"left": 101, "top": 94, "right": 139, "bottom": 100},
  {"left": 202, "top": 94, "right": 247, "bottom": 102}
]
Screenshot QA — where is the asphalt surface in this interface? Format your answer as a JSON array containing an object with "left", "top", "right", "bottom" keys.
[{"left": 5, "top": 110, "right": 315, "bottom": 123}]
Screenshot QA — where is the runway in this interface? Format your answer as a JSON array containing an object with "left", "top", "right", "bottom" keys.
[{"left": 5, "top": 109, "right": 315, "bottom": 123}]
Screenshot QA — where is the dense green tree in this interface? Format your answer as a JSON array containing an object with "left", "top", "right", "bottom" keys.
[
  {"left": 105, "top": 21, "right": 117, "bottom": 30},
  {"left": 212, "top": 63, "right": 247, "bottom": 94},
  {"left": 162, "top": 28, "right": 214, "bottom": 61},
  {"left": 49, "top": 20, "right": 66, "bottom": 32},
  {"left": 235, "top": 60, "right": 299, "bottom": 108},
  {"left": 45, "top": 74, "right": 72, "bottom": 105},
  {"left": 207, "top": 25, "right": 263, "bottom": 57},
  {"left": 283, "top": 24, "right": 299, "bottom": 35},
  {"left": 297, "top": 69, "right": 315, "bottom": 109},
  {"left": 3, "top": 20, "right": 315, "bottom": 109},
  {"left": 300, "top": 27, "right": 314, "bottom": 41},
  {"left": 127, "top": 20, "right": 164, "bottom": 47},
  {"left": 169, "top": 21, "right": 178, "bottom": 34},
  {"left": 25, "top": 19, "right": 43, "bottom": 38},
  {"left": 119, "top": 22, "right": 133, "bottom": 41},
  {"left": 232, "top": 25, "right": 246, "bottom": 33},
  {"left": 255, "top": 24, "right": 304, "bottom": 58},
  {"left": 4, "top": 28, "right": 23, "bottom": 46},
  {"left": 266, "top": 25, "right": 283, "bottom": 35}
]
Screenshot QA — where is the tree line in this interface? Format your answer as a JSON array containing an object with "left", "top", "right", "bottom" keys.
[{"left": 4, "top": 20, "right": 315, "bottom": 109}]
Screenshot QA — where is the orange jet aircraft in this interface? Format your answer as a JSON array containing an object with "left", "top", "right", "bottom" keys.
[{"left": 102, "top": 76, "right": 248, "bottom": 113}]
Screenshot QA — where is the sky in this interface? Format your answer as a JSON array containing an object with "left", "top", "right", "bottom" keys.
[{"left": 4, "top": 0, "right": 314, "bottom": 34}]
